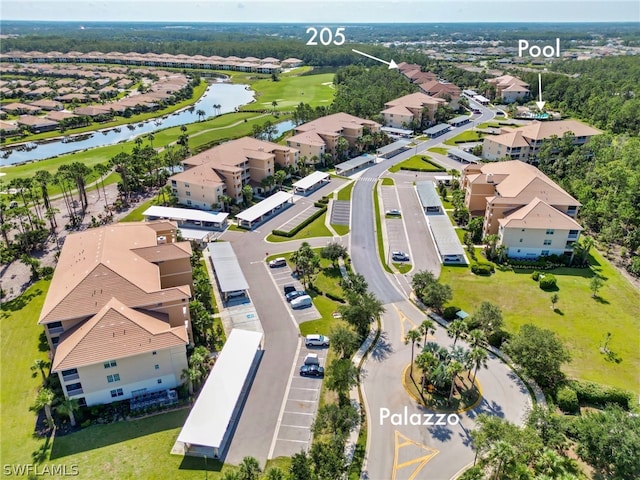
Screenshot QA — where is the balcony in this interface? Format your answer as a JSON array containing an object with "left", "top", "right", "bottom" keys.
[
  {"left": 47, "top": 326, "right": 64, "bottom": 335},
  {"left": 66, "top": 387, "right": 84, "bottom": 396},
  {"left": 62, "top": 373, "right": 80, "bottom": 382}
]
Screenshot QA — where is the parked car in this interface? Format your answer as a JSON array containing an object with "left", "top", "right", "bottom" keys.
[
  {"left": 285, "top": 290, "right": 306, "bottom": 302},
  {"left": 291, "top": 294, "right": 312, "bottom": 309},
  {"left": 386, "top": 209, "right": 402, "bottom": 216},
  {"left": 300, "top": 364, "right": 325, "bottom": 377},
  {"left": 305, "top": 334, "right": 330, "bottom": 347},
  {"left": 283, "top": 284, "right": 296, "bottom": 295},
  {"left": 269, "top": 257, "right": 286, "bottom": 268},
  {"left": 392, "top": 250, "right": 410, "bottom": 261},
  {"left": 303, "top": 353, "right": 319, "bottom": 365}
]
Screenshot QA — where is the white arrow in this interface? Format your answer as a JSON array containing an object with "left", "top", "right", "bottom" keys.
[
  {"left": 536, "top": 73, "right": 545, "bottom": 110},
  {"left": 352, "top": 49, "right": 398, "bottom": 69}
]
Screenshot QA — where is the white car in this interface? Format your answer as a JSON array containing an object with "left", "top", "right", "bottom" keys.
[
  {"left": 305, "top": 334, "right": 330, "bottom": 347},
  {"left": 386, "top": 209, "right": 401, "bottom": 216},
  {"left": 392, "top": 251, "right": 410, "bottom": 261},
  {"left": 269, "top": 257, "right": 286, "bottom": 268}
]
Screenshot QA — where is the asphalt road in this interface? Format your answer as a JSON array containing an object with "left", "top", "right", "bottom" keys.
[{"left": 350, "top": 105, "right": 534, "bottom": 479}]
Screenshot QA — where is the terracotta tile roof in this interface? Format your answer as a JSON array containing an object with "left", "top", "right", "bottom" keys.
[
  {"left": 295, "top": 112, "right": 380, "bottom": 136},
  {"left": 487, "top": 130, "right": 531, "bottom": 148},
  {"left": 39, "top": 223, "right": 191, "bottom": 324},
  {"left": 516, "top": 120, "right": 602, "bottom": 140},
  {"left": 131, "top": 242, "right": 192, "bottom": 263},
  {"left": 499, "top": 198, "right": 583, "bottom": 230},
  {"left": 384, "top": 92, "right": 445, "bottom": 109},
  {"left": 52, "top": 297, "right": 188, "bottom": 371},
  {"left": 170, "top": 164, "right": 225, "bottom": 188},
  {"left": 287, "top": 130, "right": 326, "bottom": 146},
  {"left": 381, "top": 105, "right": 415, "bottom": 116}
]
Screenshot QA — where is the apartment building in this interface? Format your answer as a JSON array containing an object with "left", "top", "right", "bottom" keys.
[
  {"left": 39, "top": 222, "right": 194, "bottom": 406},
  {"left": 461, "top": 160, "right": 582, "bottom": 259},
  {"left": 482, "top": 120, "right": 602, "bottom": 161},
  {"left": 287, "top": 112, "right": 380, "bottom": 162},
  {"left": 169, "top": 136, "right": 299, "bottom": 209},
  {"left": 381, "top": 92, "right": 446, "bottom": 129},
  {"left": 487, "top": 75, "right": 530, "bottom": 103}
]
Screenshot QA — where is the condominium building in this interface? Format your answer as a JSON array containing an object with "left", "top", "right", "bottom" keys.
[
  {"left": 169, "top": 136, "right": 299, "bottom": 209},
  {"left": 482, "top": 120, "right": 602, "bottom": 161},
  {"left": 487, "top": 75, "right": 530, "bottom": 103},
  {"left": 39, "top": 222, "right": 194, "bottom": 406},
  {"left": 286, "top": 112, "right": 380, "bottom": 162},
  {"left": 461, "top": 160, "right": 583, "bottom": 259},
  {"left": 381, "top": 92, "right": 445, "bottom": 129}
]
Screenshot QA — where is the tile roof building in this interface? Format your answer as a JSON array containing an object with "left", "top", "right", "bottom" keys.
[
  {"left": 381, "top": 92, "right": 446, "bottom": 129},
  {"left": 461, "top": 160, "right": 583, "bottom": 259},
  {"left": 39, "top": 221, "right": 193, "bottom": 406},
  {"left": 169, "top": 136, "right": 299, "bottom": 210},
  {"left": 487, "top": 75, "right": 530, "bottom": 103},
  {"left": 482, "top": 119, "right": 602, "bottom": 161}
]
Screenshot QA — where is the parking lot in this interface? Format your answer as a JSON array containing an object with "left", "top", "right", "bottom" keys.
[
  {"left": 266, "top": 263, "right": 321, "bottom": 324},
  {"left": 269, "top": 340, "right": 326, "bottom": 458},
  {"left": 276, "top": 205, "right": 323, "bottom": 233},
  {"left": 380, "top": 185, "right": 412, "bottom": 262}
]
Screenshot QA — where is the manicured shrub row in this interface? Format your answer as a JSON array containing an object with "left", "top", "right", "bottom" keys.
[
  {"left": 556, "top": 386, "right": 579, "bottom": 414},
  {"left": 568, "top": 380, "right": 633, "bottom": 410},
  {"left": 316, "top": 197, "right": 330, "bottom": 205},
  {"left": 314, "top": 201, "right": 327, "bottom": 208},
  {"left": 325, "top": 291, "right": 346, "bottom": 303},
  {"left": 471, "top": 263, "right": 494, "bottom": 275},
  {"left": 271, "top": 206, "right": 327, "bottom": 237},
  {"left": 443, "top": 306, "right": 460, "bottom": 321},
  {"left": 399, "top": 164, "right": 445, "bottom": 173}
]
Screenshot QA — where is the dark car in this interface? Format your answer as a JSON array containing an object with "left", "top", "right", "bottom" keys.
[
  {"left": 283, "top": 284, "right": 296, "bottom": 295},
  {"left": 285, "top": 290, "right": 306, "bottom": 302},
  {"left": 299, "top": 365, "right": 325, "bottom": 377}
]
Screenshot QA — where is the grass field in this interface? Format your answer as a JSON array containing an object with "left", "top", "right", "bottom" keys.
[
  {"left": 120, "top": 192, "right": 167, "bottom": 222},
  {"left": 381, "top": 177, "right": 395, "bottom": 186},
  {"left": 444, "top": 130, "right": 485, "bottom": 145},
  {"left": 240, "top": 73, "right": 335, "bottom": 112},
  {"left": 266, "top": 211, "right": 333, "bottom": 242},
  {"left": 374, "top": 181, "right": 393, "bottom": 274},
  {"left": 393, "top": 263, "right": 412, "bottom": 274},
  {"left": 439, "top": 249, "right": 640, "bottom": 395},
  {"left": 336, "top": 181, "right": 355, "bottom": 201},
  {"left": 388, "top": 155, "right": 445, "bottom": 173}
]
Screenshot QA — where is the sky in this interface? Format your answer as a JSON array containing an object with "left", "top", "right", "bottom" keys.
[{"left": 1, "top": 0, "right": 639, "bottom": 23}]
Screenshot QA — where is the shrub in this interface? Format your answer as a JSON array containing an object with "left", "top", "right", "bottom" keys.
[
  {"left": 443, "top": 306, "right": 460, "bottom": 321},
  {"left": 539, "top": 274, "right": 557, "bottom": 290},
  {"left": 556, "top": 386, "right": 579, "bottom": 414},
  {"left": 471, "top": 264, "right": 493, "bottom": 276},
  {"left": 569, "top": 380, "right": 633, "bottom": 410},
  {"left": 488, "top": 329, "right": 510, "bottom": 348},
  {"left": 531, "top": 270, "right": 541, "bottom": 281},
  {"left": 326, "top": 291, "right": 346, "bottom": 303}
]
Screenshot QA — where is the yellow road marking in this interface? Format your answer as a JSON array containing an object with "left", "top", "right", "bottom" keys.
[
  {"left": 394, "top": 305, "right": 418, "bottom": 341},
  {"left": 392, "top": 430, "right": 439, "bottom": 480}
]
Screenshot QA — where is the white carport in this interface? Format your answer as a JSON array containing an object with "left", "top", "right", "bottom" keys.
[
  {"left": 292, "top": 171, "right": 330, "bottom": 195},
  {"left": 172, "top": 329, "right": 263, "bottom": 459},
  {"left": 235, "top": 191, "right": 294, "bottom": 229}
]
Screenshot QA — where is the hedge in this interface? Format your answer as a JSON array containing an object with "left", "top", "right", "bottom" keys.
[
  {"left": 271, "top": 206, "right": 327, "bottom": 238},
  {"left": 531, "top": 270, "right": 541, "bottom": 281},
  {"left": 568, "top": 380, "right": 633, "bottom": 410},
  {"left": 539, "top": 274, "right": 557, "bottom": 290},
  {"left": 399, "top": 165, "right": 445, "bottom": 173},
  {"left": 556, "top": 386, "right": 579, "bottom": 414},
  {"left": 325, "top": 291, "right": 346, "bottom": 303},
  {"left": 443, "top": 306, "right": 460, "bottom": 321},
  {"left": 471, "top": 263, "right": 493, "bottom": 275}
]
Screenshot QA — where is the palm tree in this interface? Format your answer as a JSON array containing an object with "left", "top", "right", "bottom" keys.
[
  {"left": 447, "top": 319, "right": 468, "bottom": 346},
  {"left": 44, "top": 207, "right": 59, "bottom": 232},
  {"left": 415, "top": 351, "right": 438, "bottom": 393},
  {"left": 34, "top": 170, "right": 53, "bottom": 211},
  {"left": 32, "top": 388, "right": 56, "bottom": 428},
  {"left": 446, "top": 360, "right": 464, "bottom": 403},
  {"left": 31, "top": 359, "right": 50, "bottom": 384},
  {"left": 94, "top": 163, "right": 111, "bottom": 210},
  {"left": 404, "top": 330, "right": 421, "bottom": 379},
  {"left": 467, "top": 347, "right": 489, "bottom": 383},
  {"left": 181, "top": 366, "right": 202, "bottom": 396},
  {"left": 419, "top": 318, "right": 436, "bottom": 346},
  {"left": 271, "top": 100, "right": 278, "bottom": 112},
  {"left": 238, "top": 456, "right": 262, "bottom": 480},
  {"left": 147, "top": 132, "right": 155, "bottom": 150},
  {"left": 196, "top": 109, "right": 205, "bottom": 121},
  {"left": 468, "top": 329, "right": 486, "bottom": 347},
  {"left": 56, "top": 398, "right": 80, "bottom": 427}
]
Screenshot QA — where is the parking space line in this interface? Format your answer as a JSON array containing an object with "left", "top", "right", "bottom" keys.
[
  {"left": 290, "top": 387, "right": 321, "bottom": 392},
  {"left": 283, "top": 411, "right": 315, "bottom": 416},
  {"left": 267, "top": 337, "right": 302, "bottom": 459},
  {"left": 287, "top": 399, "right": 317, "bottom": 403},
  {"left": 276, "top": 438, "right": 308, "bottom": 443},
  {"left": 263, "top": 263, "right": 299, "bottom": 331},
  {"left": 280, "top": 424, "right": 311, "bottom": 429}
]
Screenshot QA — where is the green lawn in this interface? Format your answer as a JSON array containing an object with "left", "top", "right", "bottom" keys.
[
  {"left": 381, "top": 177, "right": 395, "bottom": 186},
  {"left": 428, "top": 147, "right": 448, "bottom": 155},
  {"left": 444, "top": 130, "right": 485, "bottom": 145},
  {"left": 393, "top": 263, "right": 412, "bottom": 274},
  {"left": 439, "top": 249, "right": 640, "bottom": 395},
  {"left": 266, "top": 211, "right": 333, "bottom": 242},
  {"left": 373, "top": 181, "right": 393, "bottom": 273},
  {"left": 240, "top": 73, "right": 335, "bottom": 111},
  {"left": 120, "top": 193, "right": 166, "bottom": 222},
  {"left": 336, "top": 181, "right": 355, "bottom": 201},
  {"left": 388, "top": 155, "right": 445, "bottom": 173},
  {"left": 332, "top": 224, "right": 350, "bottom": 236}
]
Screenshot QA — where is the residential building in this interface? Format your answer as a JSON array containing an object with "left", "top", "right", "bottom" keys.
[
  {"left": 170, "top": 136, "right": 299, "bottom": 209},
  {"left": 287, "top": 112, "right": 380, "bottom": 162},
  {"left": 482, "top": 120, "right": 602, "bottom": 161},
  {"left": 487, "top": 75, "right": 530, "bottom": 103},
  {"left": 381, "top": 92, "right": 445, "bottom": 129},
  {"left": 39, "top": 221, "right": 194, "bottom": 407},
  {"left": 17, "top": 115, "right": 59, "bottom": 133},
  {"left": 461, "top": 160, "right": 582, "bottom": 258},
  {"left": 418, "top": 80, "right": 461, "bottom": 108}
]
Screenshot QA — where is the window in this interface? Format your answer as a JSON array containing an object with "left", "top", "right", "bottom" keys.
[
  {"left": 103, "top": 360, "right": 117, "bottom": 369},
  {"left": 541, "top": 250, "right": 550, "bottom": 256},
  {"left": 184, "top": 183, "right": 190, "bottom": 188},
  {"left": 110, "top": 388, "right": 124, "bottom": 398},
  {"left": 154, "top": 364, "right": 159, "bottom": 370},
  {"left": 521, "top": 229, "right": 525, "bottom": 232},
  {"left": 519, "top": 238, "right": 523, "bottom": 243},
  {"left": 187, "top": 200, "right": 192, "bottom": 206},
  {"left": 186, "top": 191, "right": 191, "bottom": 197},
  {"left": 152, "top": 351, "right": 157, "bottom": 355},
  {"left": 546, "top": 229, "right": 555, "bottom": 235},
  {"left": 66, "top": 383, "right": 83, "bottom": 395},
  {"left": 157, "top": 379, "right": 162, "bottom": 384},
  {"left": 543, "top": 239, "right": 552, "bottom": 246},
  {"left": 107, "top": 374, "right": 120, "bottom": 383},
  {"left": 78, "top": 397, "right": 87, "bottom": 407}
]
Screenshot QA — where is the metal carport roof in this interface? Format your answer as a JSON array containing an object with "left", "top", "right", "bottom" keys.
[
  {"left": 235, "top": 191, "right": 293, "bottom": 223},
  {"left": 207, "top": 242, "right": 249, "bottom": 293}
]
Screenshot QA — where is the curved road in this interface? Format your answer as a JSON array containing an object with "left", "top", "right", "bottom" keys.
[{"left": 351, "top": 105, "right": 534, "bottom": 479}]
